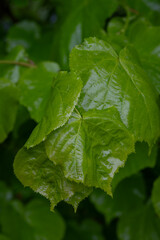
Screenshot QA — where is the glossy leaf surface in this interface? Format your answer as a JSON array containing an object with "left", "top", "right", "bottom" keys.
[
  {"left": 14, "top": 144, "right": 92, "bottom": 210},
  {"left": 45, "top": 107, "right": 134, "bottom": 194},
  {"left": 70, "top": 37, "right": 160, "bottom": 146},
  {"left": 25, "top": 71, "right": 82, "bottom": 147}
]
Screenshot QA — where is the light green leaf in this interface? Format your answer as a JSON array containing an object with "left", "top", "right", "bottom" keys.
[
  {"left": 117, "top": 202, "right": 160, "bottom": 240},
  {"left": 90, "top": 174, "right": 146, "bottom": 223},
  {"left": 112, "top": 142, "right": 158, "bottom": 189},
  {"left": 0, "top": 79, "right": 19, "bottom": 143},
  {"left": 25, "top": 71, "right": 82, "bottom": 148},
  {"left": 52, "top": 0, "right": 118, "bottom": 68},
  {"left": 19, "top": 62, "right": 60, "bottom": 122},
  {"left": 45, "top": 107, "right": 134, "bottom": 194},
  {"left": 14, "top": 144, "right": 92, "bottom": 210},
  {"left": 152, "top": 177, "right": 160, "bottom": 217},
  {"left": 70, "top": 37, "right": 160, "bottom": 146}
]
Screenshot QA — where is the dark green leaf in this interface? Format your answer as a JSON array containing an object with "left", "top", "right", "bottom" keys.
[
  {"left": 112, "top": 142, "right": 157, "bottom": 189},
  {"left": 152, "top": 177, "right": 160, "bottom": 217},
  {"left": 65, "top": 219, "right": 104, "bottom": 240},
  {"left": 52, "top": 0, "right": 118, "bottom": 68},
  {"left": 117, "top": 202, "right": 160, "bottom": 240},
  {"left": 90, "top": 174, "right": 146, "bottom": 223},
  {"left": 0, "top": 79, "right": 19, "bottom": 143},
  {"left": 128, "top": 19, "right": 160, "bottom": 94},
  {"left": 6, "top": 21, "right": 41, "bottom": 52},
  {"left": 19, "top": 62, "right": 59, "bottom": 122},
  {"left": 0, "top": 46, "right": 29, "bottom": 84}
]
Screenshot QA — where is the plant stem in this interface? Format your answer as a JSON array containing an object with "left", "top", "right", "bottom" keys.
[{"left": 0, "top": 60, "right": 36, "bottom": 68}]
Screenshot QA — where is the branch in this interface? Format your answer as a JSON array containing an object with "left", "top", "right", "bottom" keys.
[{"left": 0, "top": 60, "right": 37, "bottom": 68}]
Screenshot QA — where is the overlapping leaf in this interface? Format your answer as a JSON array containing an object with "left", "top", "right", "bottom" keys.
[
  {"left": 70, "top": 37, "right": 160, "bottom": 146},
  {"left": 25, "top": 71, "right": 82, "bottom": 147},
  {"left": 0, "top": 79, "right": 19, "bottom": 143},
  {"left": 19, "top": 62, "right": 59, "bottom": 122},
  {"left": 152, "top": 177, "right": 160, "bottom": 217},
  {"left": 128, "top": 19, "right": 160, "bottom": 94},
  {"left": 90, "top": 174, "right": 146, "bottom": 223},
  {"left": 112, "top": 142, "right": 157, "bottom": 189},
  {"left": 52, "top": 0, "right": 118, "bottom": 68},
  {"left": 117, "top": 202, "right": 160, "bottom": 240},
  {"left": 45, "top": 107, "right": 134, "bottom": 194},
  {"left": 14, "top": 144, "right": 92, "bottom": 210}
]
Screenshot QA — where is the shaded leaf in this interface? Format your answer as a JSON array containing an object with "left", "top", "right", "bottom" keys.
[
  {"left": 19, "top": 62, "right": 59, "bottom": 122},
  {"left": 90, "top": 174, "right": 146, "bottom": 223},
  {"left": 152, "top": 176, "right": 160, "bottom": 217},
  {"left": 52, "top": 0, "right": 118, "bottom": 68},
  {"left": 112, "top": 142, "right": 158, "bottom": 189},
  {"left": 64, "top": 219, "right": 104, "bottom": 240},
  {"left": 0, "top": 79, "right": 19, "bottom": 143},
  {"left": 6, "top": 20, "right": 41, "bottom": 52},
  {"left": 117, "top": 202, "right": 160, "bottom": 240}
]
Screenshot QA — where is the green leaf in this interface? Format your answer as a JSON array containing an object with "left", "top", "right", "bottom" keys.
[
  {"left": 0, "top": 199, "right": 65, "bottom": 240},
  {"left": 70, "top": 37, "right": 160, "bottom": 146},
  {"left": 112, "top": 142, "right": 158, "bottom": 189},
  {"left": 52, "top": 0, "right": 118, "bottom": 69},
  {"left": 0, "top": 235, "right": 11, "bottom": 240},
  {"left": 25, "top": 199, "right": 65, "bottom": 240},
  {"left": 123, "top": 0, "right": 160, "bottom": 25},
  {"left": 0, "top": 46, "right": 29, "bottom": 84},
  {"left": 45, "top": 107, "right": 134, "bottom": 194},
  {"left": 19, "top": 62, "right": 60, "bottom": 122},
  {"left": 0, "top": 181, "right": 13, "bottom": 205},
  {"left": 14, "top": 144, "right": 92, "bottom": 210},
  {"left": 128, "top": 19, "right": 160, "bottom": 94},
  {"left": 152, "top": 177, "right": 160, "bottom": 217},
  {"left": 117, "top": 202, "right": 160, "bottom": 240},
  {"left": 90, "top": 174, "right": 146, "bottom": 223},
  {"left": 65, "top": 219, "right": 105, "bottom": 240},
  {"left": 6, "top": 20, "right": 41, "bottom": 52},
  {"left": 25, "top": 71, "right": 82, "bottom": 148},
  {"left": 0, "top": 79, "right": 19, "bottom": 143},
  {"left": 0, "top": 200, "right": 34, "bottom": 240}
]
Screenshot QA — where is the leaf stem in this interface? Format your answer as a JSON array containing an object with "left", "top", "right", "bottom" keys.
[{"left": 0, "top": 60, "right": 36, "bottom": 68}]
